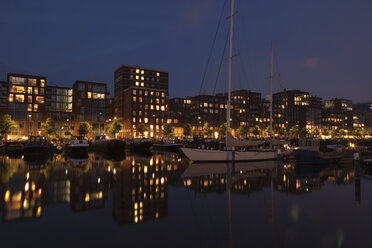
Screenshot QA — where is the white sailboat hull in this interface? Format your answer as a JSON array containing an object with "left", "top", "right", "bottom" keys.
[{"left": 181, "top": 148, "right": 277, "bottom": 162}]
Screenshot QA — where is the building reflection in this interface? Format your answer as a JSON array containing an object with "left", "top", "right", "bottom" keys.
[{"left": 112, "top": 152, "right": 186, "bottom": 225}]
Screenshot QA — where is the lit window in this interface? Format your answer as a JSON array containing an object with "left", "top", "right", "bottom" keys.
[
  {"left": 40, "top": 79, "right": 45, "bottom": 87},
  {"left": 140, "top": 82, "right": 144, "bottom": 87},
  {"left": 28, "top": 96, "right": 32, "bottom": 102},
  {"left": 15, "top": 94, "right": 25, "bottom": 102},
  {"left": 136, "top": 69, "right": 140, "bottom": 74},
  {"left": 133, "top": 117, "right": 136, "bottom": 123},
  {"left": 133, "top": 96, "right": 137, "bottom": 102},
  {"left": 151, "top": 91, "right": 154, "bottom": 95},
  {"left": 28, "top": 78, "right": 37, "bottom": 86},
  {"left": 156, "top": 72, "right": 160, "bottom": 77},
  {"left": 36, "top": 96, "right": 44, "bottom": 103},
  {"left": 156, "top": 98, "right": 160, "bottom": 104},
  {"left": 136, "top": 81, "right": 139, "bottom": 86},
  {"left": 156, "top": 105, "right": 159, "bottom": 110},
  {"left": 150, "top": 105, "right": 154, "bottom": 110},
  {"left": 141, "top": 76, "right": 144, "bottom": 80},
  {"left": 33, "top": 104, "right": 38, "bottom": 111},
  {"left": 10, "top": 86, "right": 25, "bottom": 93},
  {"left": 136, "top": 75, "right": 139, "bottom": 79},
  {"left": 34, "top": 87, "right": 39, "bottom": 95},
  {"left": 161, "top": 106, "right": 165, "bottom": 111},
  {"left": 87, "top": 92, "right": 92, "bottom": 99},
  {"left": 9, "top": 94, "right": 14, "bottom": 102},
  {"left": 161, "top": 92, "right": 165, "bottom": 97},
  {"left": 27, "top": 87, "right": 32, "bottom": 94},
  {"left": 27, "top": 104, "right": 32, "bottom": 111},
  {"left": 144, "top": 118, "right": 148, "bottom": 123},
  {"left": 141, "top": 70, "right": 144, "bottom": 74}
]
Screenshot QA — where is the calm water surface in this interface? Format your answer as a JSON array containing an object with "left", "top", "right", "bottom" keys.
[{"left": 0, "top": 151, "right": 371, "bottom": 248}]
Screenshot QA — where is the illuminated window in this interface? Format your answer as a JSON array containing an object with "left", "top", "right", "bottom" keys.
[
  {"left": 34, "top": 87, "right": 39, "bottom": 95},
  {"left": 27, "top": 104, "right": 32, "bottom": 111},
  {"left": 135, "top": 81, "right": 139, "bottom": 86},
  {"left": 33, "top": 104, "right": 38, "bottom": 111},
  {"left": 150, "top": 91, "right": 154, "bottom": 95},
  {"left": 161, "top": 106, "right": 165, "bottom": 111},
  {"left": 40, "top": 79, "right": 45, "bottom": 87},
  {"left": 133, "top": 117, "right": 136, "bottom": 122},
  {"left": 10, "top": 85, "right": 25, "bottom": 93},
  {"left": 9, "top": 76, "right": 26, "bottom": 85},
  {"left": 156, "top": 105, "right": 159, "bottom": 110},
  {"left": 15, "top": 94, "right": 25, "bottom": 102},
  {"left": 156, "top": 72, "right": 160, "bottom": 77},
  {"left": 136, "top": 69, "right": 140, "bottom": 73},
  {"left": 36, "top": 96, "right": 44, "bottom": 103},
  {"left": 133, "top": 96, "right": 137, "bottom": 102},
  {"left": 28, "top": 96, "right": 32, "bottom": 102},
  {"left": 144, "top": 118, "right": 148, "bottom": 123},
  {"left": 87, "top": 92, "right": 92, "bottom": 99},
  {"left": 141, "top": 76, "right": 144, "bottom": 80},
  {"left": 92, "top": 93, "right": 105, "bottom": 99},
  {"left": 27, "top": 87, "right": 32, "bottom": 94},
  {"left": 156, "top": 98, "right": 160, "bottom": 104},
  {"left": 141, "top": 70, "right": 144, "bottom": 74},
  {"left": 140, "top": 82, "right": 144, "bottom": 87},
  {"left": 150, "top": 105, "right": 154, "bottom": 110},
  {"left": 9, "top": 94, "right": 14, "bottom": 102},
  {"left": 161, "top": 92, "right": 165, "bottom": 97},
  {"left": 136, "top": 75, "right": 139, "bottom": 79},
  {"left": 28, "top": 78, "right": 37, "bottom": 86}
]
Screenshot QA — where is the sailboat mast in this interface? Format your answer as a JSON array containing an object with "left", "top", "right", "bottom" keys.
[
  {"left": 269, "top": 44, "right": 274, "bottom": 138},
  {"left": 226, "top": 0, "right": 235, "bottom": 137}
]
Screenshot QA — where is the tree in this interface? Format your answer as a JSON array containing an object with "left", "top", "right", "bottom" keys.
[
  {"left": 78, "top": 122, "right": 92, "bottom": 137},
  {"left": 236, "top": 124, "right": 247, "bottom": 138},
  {"left": 202, "top": 122, "right": 212, "bottom": 138},
  {"left": 218, "top": 123, "right": 226, "bottom": 139},
  {"left": 137, "top": 123, "right": 147, "bottom": 138},
  {"left": 339, "top": 129, "right": 346, "bottom": 137},
  {"left": 162, "top": 123, "right": 173, "bottom": 138},
  {"left": 108, "top": 120, "right": 121, "bottom": 139},
  {"left": 289, "top": 126, "right": 299, "bottom": 137},
  {"left": 300, "top": 127, "right": 308, "bottom": 137},
  {"left": 313, "top": 129, "right": 320, "bottom": 136},
  {"left": 322, "top": 128, "right": 329, "bottom": 136},
  {"left": 353, "top": 128, "right": 362, "bottom": 138},
  {"left": 42, "top": 117, "right": 57, "bottom": 137},
  {"left": 251, "top": 125, "right": 261, "bottom": 137},
  {"left": 0, "top": 114, "right": 18, "bottom": 141},
  {"left": 279, "top": 127, "right": 287, "bottom": 137},
  {"left": 331, "top": 128, "right": 339, "bottom": 138},
  {"left": 183, "top": 123, "right": 192, "bottom": 138}
]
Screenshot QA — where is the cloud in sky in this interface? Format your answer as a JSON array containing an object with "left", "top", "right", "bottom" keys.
[{"left": 300, "top": 57, "right": 320, "bottom": 69}]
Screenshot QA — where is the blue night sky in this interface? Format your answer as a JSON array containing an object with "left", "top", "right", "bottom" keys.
[{"left": 1, "top": 0, "right": 371, "bottom": 102}]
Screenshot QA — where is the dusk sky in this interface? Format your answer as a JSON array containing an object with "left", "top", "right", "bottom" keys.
[{"left": 1, "top": 0, "right": 371, "bottom": 102}]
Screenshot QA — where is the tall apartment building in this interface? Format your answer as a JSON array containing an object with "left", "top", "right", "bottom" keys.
[
  {"left": 322, "top": 98, "right": 353, "bottom": 129},
  {"left": 7, "top": 73, "right": 47, "bottom": 138},
  {"left": 114, "top": 65, "right": 168, "bottom": 138},
  {"left": 72, "top": 81, "right": 106, "bottom": 136},
  {"left": 353, "top": 102, "right": 372, "bottom": 129},
  {"left": 273, "top": 90, "right": 322, "bottom": 132},
  {"left": 45, "top": 85, "right": 74, "bottom": 137}
]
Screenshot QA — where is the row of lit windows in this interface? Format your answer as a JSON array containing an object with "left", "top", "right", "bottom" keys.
[
  {"left": 133, "top": 117, "right": 166, "bottom": 124},
  {"left": 132, "top": 96, "right": 165, "bottom": 105},
  {"left": 10, "top": 86, "right": 44, "bottom": 95},
  {"left": 9, "top": 94, "right": 44, "bottom": 103},
  {"left": 9, "top": 76, "right": 45, "bottom": 87},
  {"left": 87, "top": 92, "right": 105, "bottom": 99},
  {"left": 134, "top": 68, "right": 160, "bottom": 77},
  {"left": 133, "top": 89, "right": 166, "bottom": 98}
]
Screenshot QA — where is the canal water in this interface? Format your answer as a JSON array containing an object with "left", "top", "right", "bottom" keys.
[{"left": 0, "top": 151, "right": 371, "bottom": 248}]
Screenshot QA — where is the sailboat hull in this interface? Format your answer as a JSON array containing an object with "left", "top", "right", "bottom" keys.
[{"left": 181, "top": 148, "right": 277, "bottom": 162}]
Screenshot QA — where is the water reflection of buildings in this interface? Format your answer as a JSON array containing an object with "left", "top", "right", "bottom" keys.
[
  {"left": 1, "top": 157, "right": 44, "bottom": 222},
  {"left": 112, "top": 153, "right": 186, "bottom": 225},
  {"left": 275, "top": 163, "right": 355, "bottom": 194},
  {"left": 182, "top": 163, "right": 277, "bottom": 195}
]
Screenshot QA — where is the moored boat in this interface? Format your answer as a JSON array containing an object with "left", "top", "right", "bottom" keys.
[
  {"left": 5, "top": 141, "right": 25, "bottom": 157},
  {"left": 24, "top": 136, "right": 51, "bottom": 161},
  {"left": 66, "top": 136, "right": 89, "bottom": 155}
]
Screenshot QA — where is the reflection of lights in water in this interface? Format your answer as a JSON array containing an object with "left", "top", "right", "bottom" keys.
[
  {"left": 139, "top": 202, "right": 143, "bottom": 208},
  {"left": 4, "top": 190, "right": 10, "bottom": 202},
  {"left": 85, "top": 193, "right": 90, "bottom": 202},
  {"left": 144, "top": 166, "right": 148, "bottom": 174},
  {"left": 134, "top": 216, "right": 138, "bottom": 223},
  {"left": 160, "top": 177, "right": 164, "bottom": 184},
  {"left": 134, "top": 202, "right": 138, "bottom": 210},
  {"left": 152, "top": 173, "right": 155, "bottom": 179},
  {"left": 108, "top": 166, "right": 111, "bottom": 172},
  {"left": 155, "top": 212, "right": 159, "bottom": 219},
  {"left": 31, "top": 182, "right": 35, "bottom": 191},
  {"left": 25, "top": 182, "right": 29, "bottom": 191},
  {"left": 38, "top": 188, "right": 42, "bottom": 195},
  {"left": 26, "top": 172, "right": 30, "bottom": 180},
  {"left": 36, "top": 206, "right": 42, "bottom": 217},
  {"left": 23, "top": 199, "right": 28, "bottom": 209},
  {"left": 97, "top": 177, "right": 101, "bottom": 184},
  {"left": 113, "top": 168, "right": 116, "bottom": 175},
  {"left": 283, "top": 174, "right": 286, "bottom": 182},
  {"left": 65, "top": 169, "right": 68, "bottom": 175}
]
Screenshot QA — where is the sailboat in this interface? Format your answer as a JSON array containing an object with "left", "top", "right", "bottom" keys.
[{"left": 181, "top": 0, "right": 288, "bottom": 163}]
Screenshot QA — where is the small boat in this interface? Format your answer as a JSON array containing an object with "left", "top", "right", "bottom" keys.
[
  {"left": 91, "top": 135, "right": 126, "bottom": 153},
  {"left": 130, "top": 139, "right": 153, "bottom": 153},
  {"left": 50, "top": 138, "right": 64, "bottom": 153},
  {"left": 5, "top": 141, "right": 25, "bottom": 157},
  {"left": 24, "top": 136, "right": 51, "bottom": 160},
  {"left": 294, "top": 138, "right": 349, "bottom": 165},
  {"left": 66, "top": 136, "right": 89, "bottom": 155},
  {"left": 152, "top": 140, "right": 183, "bottom": 151}
]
